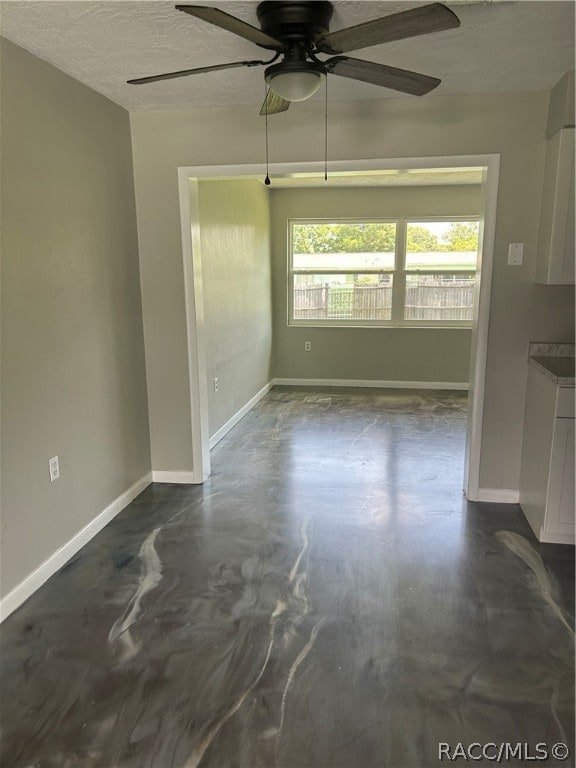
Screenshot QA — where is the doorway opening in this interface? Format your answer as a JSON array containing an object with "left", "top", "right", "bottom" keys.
[{"left": 177, "top": 155, "right": 500, "bottom": 500}]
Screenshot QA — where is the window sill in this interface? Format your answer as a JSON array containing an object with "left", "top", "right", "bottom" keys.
[{"left": 288, "top": 321, "right": 473, "bottom": 329}]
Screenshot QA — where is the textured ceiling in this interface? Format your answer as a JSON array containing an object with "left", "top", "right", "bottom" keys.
[{"left": 1, "top": 1, "right": 574, "bottom": 111}]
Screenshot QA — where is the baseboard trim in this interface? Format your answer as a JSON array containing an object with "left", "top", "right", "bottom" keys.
[
  {"left": 0, "top": 472, "right": 152, "bottom": 623},
  {"left": 273, "top": 378, "right": 469, "bottom": 391},
  {"left": 209, "top": 381, "right": 274, "bottom": 450},
  {"left": 152, "top": 470, "right": 198, "bottom": 484},
  {"left": 475, "top": 488, "right": 520, "bottom": 504},
  {"left": 539, "top": 529, "right": 575, "bottom": 545}
]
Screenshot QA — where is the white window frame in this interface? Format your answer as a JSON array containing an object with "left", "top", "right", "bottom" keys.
[{"left": 288, "top": 216, "right": 479, "bottom": 328}]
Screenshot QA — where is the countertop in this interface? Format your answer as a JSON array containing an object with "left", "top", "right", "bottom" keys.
[{"left": 528, "top": 343, "right": 575, "bottom": 387}]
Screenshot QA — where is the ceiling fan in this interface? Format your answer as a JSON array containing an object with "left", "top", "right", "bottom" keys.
[{"left": 127, "top": 2, "right": 460, "bottom": 115}]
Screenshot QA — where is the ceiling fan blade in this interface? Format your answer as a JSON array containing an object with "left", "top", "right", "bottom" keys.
[
  {"left": 260, "top": 90, "right": 291, "bottom": 116},
  {"left": 326, "top": 56, "right": 441, "bottom": 96},
  {"left": 317, "top": 3, "right": 460, "bottom": 55},
  {"left": 176, "top": 5, "right": 283, "bottom": 50},
  {"left": 127, "top": 59, "right": 264, "bottom": 85}
]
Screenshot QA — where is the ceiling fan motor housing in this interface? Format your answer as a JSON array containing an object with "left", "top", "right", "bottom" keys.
[{"left": 256, "top": 1, "right": 334, "bottom": 45}]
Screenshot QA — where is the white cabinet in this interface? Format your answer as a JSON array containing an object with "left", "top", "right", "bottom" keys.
[
  {"left": 536, "top": 127, "right": 575, "bottom": 285},
  {"left": 519, "top": 366, "right": 575, "bottom": 544},
  {"left": 547, "top": 417, "right": 575, "bottom": 535}
]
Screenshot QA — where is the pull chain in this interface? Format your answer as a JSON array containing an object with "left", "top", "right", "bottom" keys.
[
  {"left": 264, "top": 84, "right": 271, "bottom": 186},
  {"left": 324, "top": 72, "right": 328, "bottom": 181}
]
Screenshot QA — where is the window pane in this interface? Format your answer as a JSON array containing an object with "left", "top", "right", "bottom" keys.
[
  {"left": 406, "top": 221, "right": 479, "bottom": 270},
  {"left": 405, "top": 274, "right": 475, "bottom": 321},
  {"left": 293, "top": 274, "right": 393, "bottom": 321},
  {"left": 292, "top": 222, "right": 396, "bottom": 270}
]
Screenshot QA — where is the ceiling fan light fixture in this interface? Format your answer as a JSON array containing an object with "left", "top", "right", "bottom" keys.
[{"left": 265, "top": 61, "right": 326, "bottom": 102}]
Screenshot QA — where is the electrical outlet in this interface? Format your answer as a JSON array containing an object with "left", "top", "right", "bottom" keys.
[
  {"left": 214, "top": 377, "right": 219, "bottom": 393},
  {"left": 49, "top": 455, "right": 59, "bottom": 482},
  {"left": 304, "top": 341, "right": 311, "bottom": 352}
]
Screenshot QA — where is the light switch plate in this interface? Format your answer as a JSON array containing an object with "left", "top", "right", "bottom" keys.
[
  {"left": 508, "top": 243, "right": 524, "bottom": 265},
  {"left": 49, "top": 455, "right": 59, "bottom": 482}
]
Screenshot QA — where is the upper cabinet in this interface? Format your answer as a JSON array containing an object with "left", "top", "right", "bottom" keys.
[{"left": 536, "top": 127, "right": 575, "bottom": 285}]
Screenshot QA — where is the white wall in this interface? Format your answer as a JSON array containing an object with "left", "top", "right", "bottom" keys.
[
  {"left": 198, "top": 179, "right": 272, "bottom": 437},
  {"left": 270, "top": 184, "right": 482, "bottom": 384},
  {"left": 1, "top": 40, "right": 150, "bottom": 599},
  {"left": 130, "top": 91, "right": 574, "bottom": 494}
]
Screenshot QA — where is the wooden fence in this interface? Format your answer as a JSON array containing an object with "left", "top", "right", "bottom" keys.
[
  {"left": 294, "top": 282, "right": 474, "bottom": 321},
  {"left": 405, "top": 282, "right": 474, "bottom": 321}
]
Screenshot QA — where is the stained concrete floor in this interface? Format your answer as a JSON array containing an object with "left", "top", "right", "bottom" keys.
[{"left": 1, "top": 387, "right": 574, "bottom": 768}]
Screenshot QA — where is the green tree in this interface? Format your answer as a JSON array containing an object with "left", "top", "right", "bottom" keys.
[
  {"left": 443, "top": 221, "right": 479, "bottom": 252},
  {"left": 406, "top": 225, "right": 442, "bottom": 252},
  {"left": 292, "top": 222, "right": 395, "bottom": 253}
]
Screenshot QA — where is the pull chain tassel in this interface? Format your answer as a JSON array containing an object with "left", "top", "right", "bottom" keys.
[
  {"left": 264, "top": 84, "right": 271, "bottom": 186},
  {"left": 324, "top": 73, "right": 328, "bottom": 181}
]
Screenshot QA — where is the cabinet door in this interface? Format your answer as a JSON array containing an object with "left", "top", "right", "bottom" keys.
[
  {"left": 562, "top": 170, "right": 575, "bottom": 277},
  {"left": 546, "top": 417, "right": 575, "bottom": 534},
  {"left": 536, "top": 127, "right": 575, "bottom": 285}
]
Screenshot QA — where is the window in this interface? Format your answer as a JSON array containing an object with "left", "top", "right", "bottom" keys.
[{"left": 289, "top": 218, "right": 479, "bottom": 326}]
